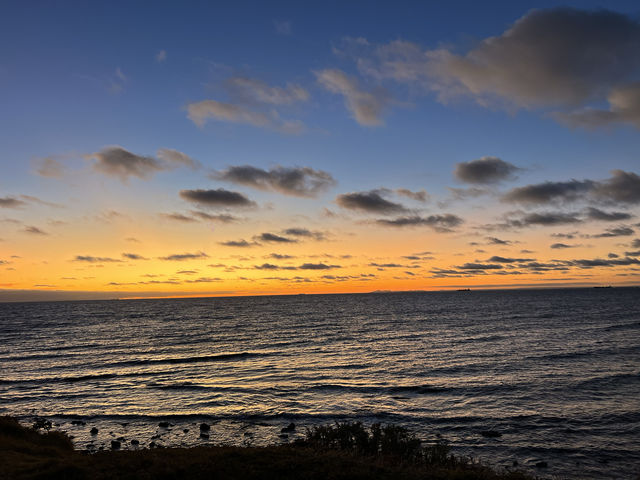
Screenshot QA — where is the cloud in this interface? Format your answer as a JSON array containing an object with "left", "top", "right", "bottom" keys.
[
  {"left": 157, "top": 148, "right": 201, "bottom": 169},
  {"left": 160, "top": 213, "right": 198, "bottom": 223},
  {"left": 556, "top": 82, "right": 640, "bottom": 129},
  {"left": 0, "top": 197, "right": 27, "bottom": 208},
  {"left": 34, "top": 157, "right": 65, "bottom": 178},
  {"left": 376, "top": 214, "right": 463, "bottom": 231},
  {"left": 23, "top": 226, "right": 48, "bottom": 235},
  {"left": 395, "top": 188, "right": 429, "bottom": 202},
  {"left": 179, "top": 188, "right": 256, "bottom": 208},
  {"left": 591, "top": 226, "right": 635, "bottom": 238},
  {"left": 502, "top": 170, "right": 640, "bottom": 206},
  {"left": 158, "top": 251, "right": 209, "bottom": 261},
  {"left": 219, "top": 239, "right": 258, "bottom": 247},
  {"left": 213, "top": 165, "right": 335, "bottom": 197},
  {"left": 274, "top": 20, "right": 292, "bottom": 35},
  {"left": 156, "top": 50, "right": 167, "bottom": 63},
  {"left": 282, "top": 228, "right": 326, "bottom": 240},
  {"left": 632, "top": 239, "right": 640, "bottom": 248},
  {"left": 298, "top": 263, "right": 340, "bottom": 270},
  {"left": 454, "top": 156, "right": 520, "bottom": 184},
  {"left": 486, "top": 237, "right": 512, "bottom": 245},
  {"left": 585, "top": 207, "right": 633, "bottom": 221},
  {"left": 431, "top": 9, "right": 640, "bottom": 109},
  {"left": 508, "top": 211, "right": 583, "bottom": 227},
  {"left": 267, "top": 253, "right": 295, "bottom": 259},
  {"left": 551, "top": 243, "right": 580, "bottom": 249},
  {"left": 456, "top": 263, "right": 503, "bottom": 270},
  {"left": 190, "top": 211, "right": 238, "bottom": 223},
  {"left": 226, "top": 77, "right": 308, "bottom": 105},
  {"left": 122, "top": 253, "right": 148, "bottom": 260},
  {"left": 487, "top": 256, "right": 534, "bottom": 263},
  {"left": 254, "top": 232, "right": 297, "bottom": 243},
  {"left": 336, "top": 190, "right": 407, "bottom": 214},
  {"left": 186, "top": 99, "right": 303, "bottom": 133},
  {"left": 593, "top": 170, "right": 640, "bottom": 205},
  {"left": 315, "top": 69, "right": 390, "bottom": 126},
  {"left": 88, "top": 147, "right": 164, "bottom": 181},
  {"left": 502, "top": 179, "right": 594, "bottom": 205},
  {"left": 73, "top": 255, "right": 122, "bottom": 263}
]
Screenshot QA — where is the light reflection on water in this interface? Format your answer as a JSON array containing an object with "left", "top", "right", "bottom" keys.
[{"left": 1, "top": 288, "right": 639, "bottom": 479}]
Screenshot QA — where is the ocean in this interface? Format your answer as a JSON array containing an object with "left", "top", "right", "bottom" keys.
[{"left": 1, "top": 288, "right": 638, "bottom": 479}]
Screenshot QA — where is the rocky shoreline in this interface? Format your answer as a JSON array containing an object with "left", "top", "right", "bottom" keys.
[{"left": 0, "top": 416, "right": 535, "bottom": 479}]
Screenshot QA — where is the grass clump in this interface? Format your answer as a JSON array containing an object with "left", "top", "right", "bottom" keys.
[{"left": 0, "top": 417, "right": 532, "bottom": 479}]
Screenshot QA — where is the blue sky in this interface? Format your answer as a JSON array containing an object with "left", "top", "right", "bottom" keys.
[{"left": 1, "top": 1, "right": 640, "bottom": 300}]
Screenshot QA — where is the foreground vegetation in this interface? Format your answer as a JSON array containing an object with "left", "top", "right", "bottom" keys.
[{"left": 0, "top": 416, "right": 532, "bottom": 479}]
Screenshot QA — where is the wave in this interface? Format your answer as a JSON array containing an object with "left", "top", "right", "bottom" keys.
[{"left": 104, "top": 351, "right": 267, "bottom": 368}]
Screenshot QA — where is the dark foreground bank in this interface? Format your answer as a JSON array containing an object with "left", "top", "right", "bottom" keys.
[{"left": 0, "top": 417, "right": 533, "bottom": 480}]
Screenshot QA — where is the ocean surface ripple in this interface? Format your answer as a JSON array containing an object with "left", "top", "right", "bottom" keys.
[{"left": 1, "top": 288, "right": 638, "bottom": 479}]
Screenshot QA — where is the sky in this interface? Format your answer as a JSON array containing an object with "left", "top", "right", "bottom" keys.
[{"left": 1, "top": 0, "right": 640, "bottom": 301}]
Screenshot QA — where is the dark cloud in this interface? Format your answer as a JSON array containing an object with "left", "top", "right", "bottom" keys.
[
  {"left": 88, "top": 147, "right": 164, "bottom": 181},
  {"left": 158, "top": 252, "right": 209, "bottom": 261},
  {"left": 219, "top": 239, "right": 258, "bottom": 247},
  {"left": 432, "top": 8, "right": 640, "bottom": 109},
  {"left": 190, "top": 211, "right": 238, "bottom": 223},
  {"left": 336, "top": 190, "right": 407, "bottom": 214},
  {"left": 282, "top": 228, "right": 326, "bottom": 240},
  {"left": 267, "top": 253, "right": 295, "bottom": 259},
  {"left": 254, "top": 232, "right": 297, "bottom": 243},
  {"left": 591, "top": 226, "right": 635, "bottom": 238},
  {"left": 486, "top": 237, "right": 512, "bottom": 245},
  {"left": 0, "top": 196, "right": 28, "bottom": 208},
  {"left": 585, "top": 207, "right": 633, "bottom": 221},
  {"left": 502, "top": 171, "right": 640, "bottom": 207},
  {"left": 122, "top": 253, "right": 148, "bottom": 260},
  {"left": 593, "top": 170, "right": 640, "bottom": 205},
  {"left": 502, "top": 180, "right": 594, "bottom": 205},
  {"left": 454, "top": 157, "right": 520, "bottom": 184},
  {"left": 456, "top": 263, "right": 503, "bottom": 270},
  {"left": 571, "top": 257, "right": 640, "bottom": 268},
  {"left": 369, "top": 262, "right": 405, "bottom": 268},
  {"left": 550, "top": 243, "right": 580, "bottom": 249},
  {"left": 487, "top": 256, "right": 534, "bottom": 263},
  {"left": 213, "top": 165, "right": 335, "bottom": 198},
  {"left": 298, "top": 263, "right": 340, "bottom": 270},
  {"left": 376, "top": 214, "right": 463, "bottom": 231},
  {"left": 625, "top": 250, "right": 640, "bottom": 256},
  {"left": 73, "top": 255, "right": 122, "bottom": 263},
  {"left": 556, "top": 82, "right": 640, "bottom": 129},
  {"left": 632, "top": 239, "right": 640, "bottom": 248},
  {"left": 160, "top": 213, "right": 198, "bottom": 223},
  {"left": 179, "top": 188, "right": 256, "bottom": 208},
  {"left": 23, "top": 226, "right": 48, "bottom": 235}
]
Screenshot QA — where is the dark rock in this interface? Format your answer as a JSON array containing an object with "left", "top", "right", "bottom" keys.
[
  {"left": 183, "top": 429, "right": 189, "bottom": 433},
  {"left": 90, "top": 427, "right": 99, "bottom": 435},
  {"left": 199, "top": 423, "right": 210, "bottom": 431},
  {"left": 535, "top": 461, "right": 548, "bottom": 468},
  {"left": 33, "top": 418, "right": 52, "bottom": 431},
  {"left": 71, "top": 420, "right": 86, "bottom": 426},
  {"left": 158, "top": 421, "right": 170, "bottom": 428},
  {"left": 512, "top": 460, "right": 518, "bottom": 467},
  {"left": 131, "top": 439, "right": 139, "bottom": 446},
  {"left": 149, "top": 441, "right": 156, "bottom": 448},
  {"left": 281, "top": 422, "right": 296, "bottom": 433},
  {"left": 200, "top": 432, "right": 209, "bottom": 439},
  {"left": 480, "top": 430, "right": 502, "bottom": 438},
  {"left": 278, "top": 433, "right": 289, "bottom": 439},
  {"left": 110, "top": 440, "right": 121, "bottom": 450}
]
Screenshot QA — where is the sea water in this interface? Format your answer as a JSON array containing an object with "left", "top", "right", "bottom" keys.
[{"left": 1, "top": 288, "right": 639, "bottom": 478}]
